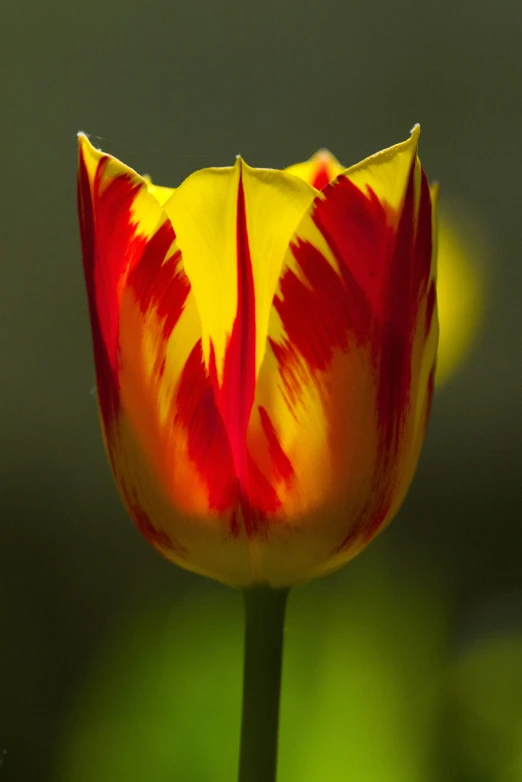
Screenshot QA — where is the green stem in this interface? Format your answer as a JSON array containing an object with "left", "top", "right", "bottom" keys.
[{"left": 238, "top": 586, "right": 289, "bottom": 782}]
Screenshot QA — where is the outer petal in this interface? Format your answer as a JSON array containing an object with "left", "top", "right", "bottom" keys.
[
  {"left": 77, "top": 134, "right": 166, "bottom": 430},
  {"left": 78, "top": 136, "right": 247, "bottom": 585},
  {"left": 246, "top": 126, "right": 438, "bottom": 585},
  {"left": 285, "top": 148, "right": 346, "bottom": 191}
]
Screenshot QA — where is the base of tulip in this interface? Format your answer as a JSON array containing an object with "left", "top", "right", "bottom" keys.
[{"left": 238, "top": 585, "right": 289, "bottom": 782}]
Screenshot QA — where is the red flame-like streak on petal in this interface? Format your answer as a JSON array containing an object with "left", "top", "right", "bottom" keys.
[
  {"left": 78, "top": 155, "right": 147, "bottom": 430},
  {"left": 78, "top": 158, "right": 188, "bottom": 551},
  {"left": 175, "top": 340, "right": 239, "bottom": 515},
  {"left": 200, "top": 171, "right": 287, "bottom": 536},
  {"left": 216, "top": 173, "right": 261, "bottom": 535},
  {"left": 126, "top": 197, "right": 239, "bottom": 522},
  {"left": 220, "top": 174, "right": 257, "bottom": 480},
  {"left": 270, "top": 161, "right": 433, "bottom": 552}
]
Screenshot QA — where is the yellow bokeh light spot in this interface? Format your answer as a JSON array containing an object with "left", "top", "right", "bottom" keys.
[{"left": 436, "top": 200, "right": 487, "bottom": 385}]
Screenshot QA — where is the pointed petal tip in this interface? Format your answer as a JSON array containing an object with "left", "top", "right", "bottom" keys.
[
  {"left": 310, "top": 147, "right": 343, "bottom": 168},
  {"left": 77, "top": 131, "right": 95, "bottom": 150},
  {"left": 77, "top": 132, "right": 106, "bottom": 187},
  {"left": 372, "top": 124, "right": 421, "bottom": 165},
  {"left": 234, "top": 156, "right": 267, "bottom": 175},
  {"left": 312, "top": 147, "right": 336, "bottom": 160},
  {"left": 77, "top": 131, "right": 88, "bottom": 153},
  {"left": 77, "top": 132, "right": 104, "bottom": 168},
  {"left": 408, "top": 123, "right": 421, "bottom": 153},
  {"left": 235, "top": 155, "right": 257, "bottom": 173}
]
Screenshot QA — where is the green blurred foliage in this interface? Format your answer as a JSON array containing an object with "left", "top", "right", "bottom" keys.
[
  {"left": 57, "top": 563, "right": 522, "bottom": 782},
  {"left": 57, "top": 554, "right": 449, "bottom": 782},
  {"left": 445, "top": 634, "right": 522, "bottom": 782}
]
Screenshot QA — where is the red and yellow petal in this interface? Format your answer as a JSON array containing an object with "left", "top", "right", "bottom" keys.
[
  {"left": 78, "top": 136, "right": 246, "bottom": 584},
  {"left": 285, "top": 148, "right": 346, "bottom": 191},
  {"left": 77, "top": 133, "right": 166, "bottom": 431},
  {"left": 246, "top": 127, "right": 437, "bottom": 584}
]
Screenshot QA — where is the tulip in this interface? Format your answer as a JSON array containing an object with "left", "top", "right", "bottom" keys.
[
  {"left": 78, "top": 126, "right": 437, "bottom": 590},
  {"left": 78, "top": 127, "right": 438, "bottom": 782}
]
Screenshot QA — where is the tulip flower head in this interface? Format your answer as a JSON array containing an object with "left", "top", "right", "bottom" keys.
[{"left": 78, "top": 127, "right": 437, "bottom": 587}]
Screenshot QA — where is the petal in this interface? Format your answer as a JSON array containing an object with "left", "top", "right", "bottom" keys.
[
  {"left": 162, "top": 160, "right": 316, "bottom": 551},
  {"left": 245, "top": 127, "right": 437, "bottom": 585},
  {"left": 115, "top": 249, "right": 252, "bottom": 582},
  {"left": 78, "top": 136, "right": 250, "bottom": 585},
  {"left": 285, "top": 148, "right": 346, "bottom": 190},
  {"left": 163, "top": 159, "right": 317, "bottom": 381},
  {"left": 78, "top": 133, "right": 166, "bottom": 429}
]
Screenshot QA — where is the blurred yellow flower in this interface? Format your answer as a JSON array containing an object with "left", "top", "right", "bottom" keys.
[{"left": 435, "top": 201, "right": 486, "bottom": 385}]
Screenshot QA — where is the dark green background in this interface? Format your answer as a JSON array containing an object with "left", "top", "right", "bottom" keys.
[{"left": 2, "top": 0, "right": 521, "bottom": 779}]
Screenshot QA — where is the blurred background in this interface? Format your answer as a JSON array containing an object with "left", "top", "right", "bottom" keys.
[{"left": 2, "top": 0, "right": 522, "bottom": 779}]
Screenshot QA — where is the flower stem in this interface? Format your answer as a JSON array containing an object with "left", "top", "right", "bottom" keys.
[{"left": 238, "top": 586, "right": 289, "bottom": 782}]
